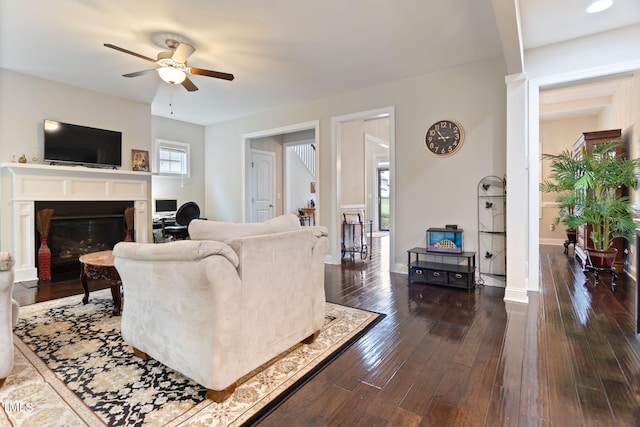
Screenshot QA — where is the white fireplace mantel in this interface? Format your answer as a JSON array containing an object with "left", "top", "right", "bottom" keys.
[{"left": 0, "top": 163, "right": 151, "bottom": 282}]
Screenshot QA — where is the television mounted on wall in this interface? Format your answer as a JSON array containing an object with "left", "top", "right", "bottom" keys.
[{"left": 43, "top": 119, "right": 122, "bottom": 168}]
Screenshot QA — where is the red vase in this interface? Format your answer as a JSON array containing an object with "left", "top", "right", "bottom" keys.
[
  {"left": 124, "top": 229, "right": 133, "bottom": 242},
  {"left": 38, "top": 236, "right": 51, "bottom": 281}
]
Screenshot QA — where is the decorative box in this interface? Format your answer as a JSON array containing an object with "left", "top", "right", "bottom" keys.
[{"left": 426, "top": 227, "right": 463, "bottom": 254}]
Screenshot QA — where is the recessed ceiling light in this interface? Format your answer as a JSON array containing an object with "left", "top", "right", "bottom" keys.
[{"left": 587, "top": 0, "right": 613, "bottom": 13}]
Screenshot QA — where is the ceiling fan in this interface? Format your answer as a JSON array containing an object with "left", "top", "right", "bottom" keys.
[{"left": 104, "top": 39, "right": 234, "bottom": 92}]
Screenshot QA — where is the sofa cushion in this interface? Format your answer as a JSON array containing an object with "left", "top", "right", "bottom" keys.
[{"left": 188, "top": 214, "right": 301, "bottom": 244}]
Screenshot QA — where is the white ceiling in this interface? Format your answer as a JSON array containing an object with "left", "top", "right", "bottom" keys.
[
  {"left": 1, "top": 0, "right": 639, "bottom": 125},
  {"left": 540, "top": 74, "right": 633, "bottom": 121}
]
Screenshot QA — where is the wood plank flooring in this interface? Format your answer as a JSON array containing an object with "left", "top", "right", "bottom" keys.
[{"left": 12, "top": 239, "right": 640, "bottom": 426}]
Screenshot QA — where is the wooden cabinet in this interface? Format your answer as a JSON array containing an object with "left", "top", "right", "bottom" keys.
[{"left": 572, "top": 129, "right": 625, "bottom": 272}]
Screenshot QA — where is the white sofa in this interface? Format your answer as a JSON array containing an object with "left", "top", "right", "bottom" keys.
[
  {"left": 113, "top": 214, "right": 328, "bottom": 402},
  {"left": 0, "top": 252, "right": 19, "bottom": 387}
]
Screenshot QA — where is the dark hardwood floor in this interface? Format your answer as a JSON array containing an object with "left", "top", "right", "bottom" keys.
[{"left": 12, "top": 238, "right": 640, "bottom": 426}]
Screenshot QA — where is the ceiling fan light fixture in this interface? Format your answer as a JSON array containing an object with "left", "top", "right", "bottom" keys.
[
  {"left": 157, "top": 67, "right": 186, "bottom": 84},
  {"left": 586, "top": 0, "right": 613, "bottom": 13}
]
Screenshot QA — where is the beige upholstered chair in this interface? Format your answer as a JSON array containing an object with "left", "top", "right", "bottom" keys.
[
  {"left": 113, "top": 214, "right": 328, "bottom": 402},
  {"left": 0, "top": 252, "right": 19, "bottom": 387}
]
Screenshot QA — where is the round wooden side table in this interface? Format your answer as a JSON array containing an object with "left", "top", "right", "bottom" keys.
[{"left": 79, "top": 250, "right": 122, "bottom": 315}]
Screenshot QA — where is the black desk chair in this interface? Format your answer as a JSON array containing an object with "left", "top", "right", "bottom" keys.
[{"left": 162, "top": 202, "right": 202, "bottom": 241}]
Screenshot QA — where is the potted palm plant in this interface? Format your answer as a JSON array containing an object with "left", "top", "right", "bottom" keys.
[
  {"left": 564, "top": 139, "right": 639, "bottom": 269},
  {"left": 540, "top": 148, "right": 581, "bottom": 247}
]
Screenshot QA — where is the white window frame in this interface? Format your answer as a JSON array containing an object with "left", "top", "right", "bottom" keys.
[{"left": 155, "top": 139, "right": 191, "bottom": 178}]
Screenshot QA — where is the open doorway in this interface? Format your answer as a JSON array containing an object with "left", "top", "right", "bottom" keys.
[
  {"left": 332, "top": 106, "right": 395, "bottom": 268},
  {"left": 378, "top": 167, "right": 389, "bottom": 231},
  {"left": 538, "top": 73, "right": 636, "bottom": 249},
  {"left": 243, "top": 121, "right": 319, "bottom": 223},
  {"left": 527, "top": 67, "right": 640, "bottom": 293}
]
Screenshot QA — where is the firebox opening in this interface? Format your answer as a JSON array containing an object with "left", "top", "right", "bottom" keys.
[{"left": 34, "top": 200, "right": 134, "bottom": 282}]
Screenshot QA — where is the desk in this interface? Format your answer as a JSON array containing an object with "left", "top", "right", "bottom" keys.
[
  {"left": 153, "top": 217, "right": 176, "bottom": 229},
  {"left": 79, "top": 250, "right": 122, "bottom": 316}
]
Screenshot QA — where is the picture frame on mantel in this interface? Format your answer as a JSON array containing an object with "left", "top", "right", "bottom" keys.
[{"left": 132, "top": 149, "right": 149, "bottom": 172}]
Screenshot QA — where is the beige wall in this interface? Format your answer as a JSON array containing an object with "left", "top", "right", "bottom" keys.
[
  {"left": 0, "top": 69, "right": 210, "bottom": 248},
  {"left": 340, "top": 120, "right": 365, "bottom": 207},
  {"left": 0, "top": 69, "right": 151, "bottom": 169},
  {"left": 205, "top": 57, "right": 508, "bottom": 270},
  {"left": 538, "top": 115, "right": 598, "bottom": 244},
  {"left": 151, "top": 116, "right": 206, "bottom": 216},
  {"left": 0, "top": 69, "right": 154, "bottom": 249}
]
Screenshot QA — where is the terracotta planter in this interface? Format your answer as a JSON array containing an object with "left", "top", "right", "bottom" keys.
[{"left": 587, "top": 247, "right": 618, "bottom": 269}]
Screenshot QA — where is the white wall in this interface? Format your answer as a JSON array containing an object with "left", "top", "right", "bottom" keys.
[
  {"left": 287, "top": 147, "right": 316, "bottom": 216},
  {"left": 205, "top": 57, "right": 508, "bottom": 269},
  {"left": 525, "top": 25, "right": 640, "bottom": 81},
  {"left": 150, "top": 116, "right": 206, "bottom": 216}
]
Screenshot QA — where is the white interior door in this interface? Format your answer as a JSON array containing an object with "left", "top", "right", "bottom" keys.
[{"left": 251, "top": 149, "right": 276, "bottom": 222}]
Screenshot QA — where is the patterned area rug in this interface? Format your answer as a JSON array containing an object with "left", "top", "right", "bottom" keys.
[{"left": 1, "top": 290, "right": 383, "bottom": 426}]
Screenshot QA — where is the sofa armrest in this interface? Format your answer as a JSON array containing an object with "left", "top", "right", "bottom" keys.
[
  {"left": 113, "top": 239, "right": 245, "bottom": 391},
  {"left": 227, "top": 229, "right": 325, "bottom": 358},
  {"left": 113, "top": 239, "right": 239, "bottom": 268}
]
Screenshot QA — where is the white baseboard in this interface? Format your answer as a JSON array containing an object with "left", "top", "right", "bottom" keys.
[
  {"left": 478, "top": 274, "right": 506, "bottom": 288},
  {"left": 539, "top": 238, "right": 565, "bottom": 246},
  {"left": 504, "top": 287, "right": 529, "bottom": 304}
]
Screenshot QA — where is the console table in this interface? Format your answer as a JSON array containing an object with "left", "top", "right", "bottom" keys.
[{"left": 79, "top": 250, "right": 122, "bottom": 316}]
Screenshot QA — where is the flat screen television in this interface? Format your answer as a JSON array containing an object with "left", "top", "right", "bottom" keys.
[{"left": 44, "top": 119, "right": 122, "bottom": 168}]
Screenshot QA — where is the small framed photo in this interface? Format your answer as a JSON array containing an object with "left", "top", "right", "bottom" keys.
[
  {"left": 310, "top": 182, "right": 316, "bottom": 193},
  {"left": 132, "top": 149, "right": 149, "bottom": 172}
]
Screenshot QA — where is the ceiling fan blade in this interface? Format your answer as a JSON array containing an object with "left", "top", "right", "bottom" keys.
[
  {"left": 122, "top": 69, "right": 157, "bottom": 78},
  {"left": 181, "top": 76, "right": 199, "bottom": 92},
  {"left": 104, "top": 43, "right": 156, "bottom": 63},
  {"left": 189, "top": 67, "right": 235, "bottom": 81},
  {"left": 172, "top": 42, "right": 195, "bottom": 64}
]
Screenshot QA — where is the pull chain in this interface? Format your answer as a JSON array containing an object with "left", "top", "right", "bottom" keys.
[{"left": 169, "top": 85, "right": 174, "bottom": 115}]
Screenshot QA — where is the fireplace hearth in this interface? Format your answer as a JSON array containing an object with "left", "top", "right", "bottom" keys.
[{"left": 35, "top": 201, "right": 134, "bottom": 282}]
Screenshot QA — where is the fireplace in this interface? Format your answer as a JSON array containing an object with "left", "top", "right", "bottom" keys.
[
  {"left": 0, "top": 163, "right": 151, "bottom": 283},
  {"left": 34, "top": 201, "right": 134, "bottom": 282}
]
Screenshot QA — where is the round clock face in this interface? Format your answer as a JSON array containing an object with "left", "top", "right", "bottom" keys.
[{"left": 424, "top": 120, "right": 464, "bottom": 157}]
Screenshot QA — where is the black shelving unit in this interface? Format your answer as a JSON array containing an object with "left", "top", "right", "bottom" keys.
[
  {"left": 477, "top": 176, "right": 506, "bottom": 285},
  {"left": 407, "top": 247, "right": 476, "bottom": 290}
]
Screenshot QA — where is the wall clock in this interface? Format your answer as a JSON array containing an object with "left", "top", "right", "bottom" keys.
[{"left": 424, "top": 119, "right": 465, "bottom": 157}]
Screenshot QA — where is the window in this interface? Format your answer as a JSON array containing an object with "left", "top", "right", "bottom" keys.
[{"left": 156, "top": 139, "right": 190, "bottom": 177}]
